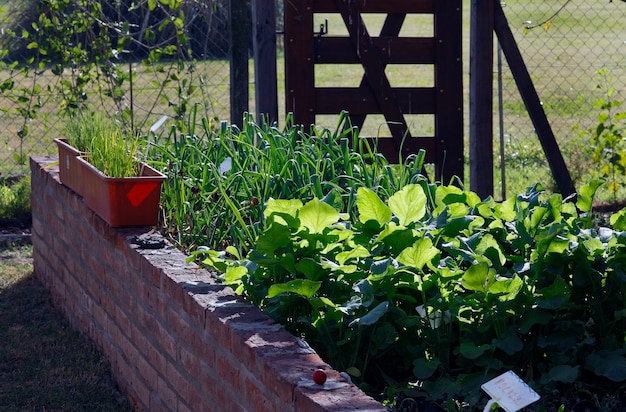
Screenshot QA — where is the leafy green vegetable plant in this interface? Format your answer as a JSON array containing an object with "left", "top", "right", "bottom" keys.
[
  {"left": 195, "top": 176, "right": 626, "bottom": 410},
  {"left": 0, "top": 175, "right": 31, "bottom": 222}
]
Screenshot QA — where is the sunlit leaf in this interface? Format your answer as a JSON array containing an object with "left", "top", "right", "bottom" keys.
[
  {"left": 461, "top": 262, "right": 494, "bottom": 293},
  {"left": 224, "top": 265, "right": 248, "bottom": 285},
  {"left": 254, "top": 222, "right": 292, "bottom": 255},
  {"left": 577, "top": 178, "right": 605, "bottom": 213},
  {"left": 475, "top": 234, "right": 507, "bottom": 266},
  {"left": 264, "top": 198, "right": 302, "bottom": 227},
  {"left": 610, "top": 208, "right": 626, "bottom": 231},
  {"left": 389, "top": 184, "right": 427, "bottom": 226},
  {"left": 299, "top": 198, "right": 340, "bottom": 234},
  {"left": 489, "top": 275, "right": 523, "bottom": 301},
  {"left": 267, "top": 279, "right": 321, "bottom": 299},
  {"left": 356, "top": 187, "right": 391, "bottom": 226},
  {"left": 397, "top": 238, "right": 439, "bottom": 271},
  {"left": 336, "top": 245, "right": 370, "bottom": 265}
]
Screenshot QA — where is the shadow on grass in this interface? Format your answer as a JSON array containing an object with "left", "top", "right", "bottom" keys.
[{"left": 0, "top": 268, "right": 133, "bottom": 412}]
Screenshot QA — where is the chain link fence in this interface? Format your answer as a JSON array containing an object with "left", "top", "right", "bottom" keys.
[
  {"left": 496, "top": 0, "right": 626, "bottom": 199},
  {"left": 0, "top": 0, "right": 233, "bottom": 178},
  {"left": 2, "top": 0, "right": 625, "bottom": 202}
]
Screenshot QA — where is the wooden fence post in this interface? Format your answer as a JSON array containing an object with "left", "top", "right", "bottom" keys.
[
  {"left": 230, "top": 0, "right": 252, "bottom": 128},
  {"left": 252, "top": 0, "right": 278, "bottom": 124},
  {"left": 469, "top": 0, "right": 495, "bottom": 198}
]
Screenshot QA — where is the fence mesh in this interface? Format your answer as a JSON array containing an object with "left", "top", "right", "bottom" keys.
[
  {"left": 0, "top": 0, "right": 232, "bottom": 178},
  {"left": 1, "top": 0, "right": 625, "bottom": 204},
  {"left": 496, "top": 0, "right": 626, "bottom": 199}
]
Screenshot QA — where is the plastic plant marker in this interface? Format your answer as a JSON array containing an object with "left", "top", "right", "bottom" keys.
[{"left": 481, "top": 371, "right": 540, "bottom": 412}]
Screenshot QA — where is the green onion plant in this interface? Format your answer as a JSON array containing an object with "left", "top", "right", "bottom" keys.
[{"left": 147, "top": 108, "right": 427, "bottom": 252}]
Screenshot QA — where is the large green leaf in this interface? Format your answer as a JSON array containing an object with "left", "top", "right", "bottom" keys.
[
  {"left": 356, "top": 187, "right": 392, "bottom": 226},
  {"left": 299, "top": 198, "right": 340, "bottom": 234},
  {"left": 349, "top": 301, "right": 389, "bottom": 327},
  {"left": 224, "top": 265, "right": 248, "bottom": 285},
  {"left": 267, "top": 279, "right": 321, "bottom": 299},
  {"left": 585, "top": 350, "right": 626, "bottom": 382},
  {"left": 389, "top": 184, "right": 427, "bottom": 226},
  {"left": 475, "top": 233, "right": 507, "bottom": 267},
  {"left": 461, "top": 262, "right": 495, "bottom": 293},
  {"left": 488, "top": 275, "right": 523, "bottom": 301},
  {"left": 459, "top": 342, "right": 492, "bottom": 360},
  {"left": 336, "top": 245, "right": 371, "bottom": 265},
  {"left": 495, "top": 329, "right": 524, "bottom": 355},
  {"left": 518, "top": 309, "right": 553, "bottom": 334},
  {"left": 536, "top": 276, "right": 571, "bottom": 310},
  {"left": 435, "top": 184, "right": 465, "bottom": 206},
  {"left": 197, "top": 249, "right": 228, "bottom": 272},
  {"left": 413, "top": 357, "right": 441, "bottom": 379},
  {"left": 610, "top": 208, "right": 626, "bottom": 231},
  {"left": 264, "top": 199, "right": 303, "bottom": 216},
  {"left": 539, "top": 365, "right": 580, "bottom": 384},
  {"left": 264, "top": 198, "right": 303, "bottom": 228},
  {"left": 577, "top": 178, "right": 605, "bottom": 213},
  {"left": 254, "top": 222, "right": 292, "bottom": 255},
  {"left": 495, "top": 196, "right": 517, "bottom": 221},
  {"left": 295, "top": 258, "right": 324, "bottom": 281},
  {"left": 396, "top": 238, "right": 439, "bottom": 271}
]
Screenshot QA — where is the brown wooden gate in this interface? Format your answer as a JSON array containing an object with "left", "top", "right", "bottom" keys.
[{"left": 284, "top": 0, "right": 464, "bottom": 182}]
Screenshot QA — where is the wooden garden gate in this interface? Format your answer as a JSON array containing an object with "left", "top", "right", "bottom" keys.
[{"left": 284, "top": 0, "right": 464, "bottom": 182}]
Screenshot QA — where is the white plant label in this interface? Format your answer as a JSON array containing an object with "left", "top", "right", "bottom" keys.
[{"left": 481, "top": 371, "right": 540, "bottom": 412}]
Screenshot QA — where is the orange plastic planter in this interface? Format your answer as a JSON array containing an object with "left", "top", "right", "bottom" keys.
[
  {"left": 77, "top": 156, "right": 166, "bottom": 227},
  {"left": 54, "top": 138, "right": 85, "bottom": 195}
]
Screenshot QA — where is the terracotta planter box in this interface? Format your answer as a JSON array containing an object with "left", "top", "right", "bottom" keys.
[
  {"left": 77, "top": 156, "right": 166, "bottom": 227},
  {"left": 54, "top": 138, "right": 85, "bottom": 195}
]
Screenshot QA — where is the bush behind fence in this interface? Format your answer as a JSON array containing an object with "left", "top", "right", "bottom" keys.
[
  {"left": 0, "top": 0, "right": 233, "bottom": 178},
  {"left": 497, "top": 0, "right": 626, "bottom": 198}
]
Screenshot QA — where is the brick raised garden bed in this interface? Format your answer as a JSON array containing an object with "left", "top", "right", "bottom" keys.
[{"left": 30, "top": 156, "right": 387, "bottom": 412}]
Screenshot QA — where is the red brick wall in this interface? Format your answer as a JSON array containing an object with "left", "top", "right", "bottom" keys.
[{"left": 30, "top": 156, "right": 388, "bottom": 412}]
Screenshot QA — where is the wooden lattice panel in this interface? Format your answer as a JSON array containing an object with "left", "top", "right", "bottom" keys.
[{"left": 284, "top": 0, "right": 463, "bottom": 182}]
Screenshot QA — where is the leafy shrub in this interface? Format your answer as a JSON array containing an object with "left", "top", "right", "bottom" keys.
[
  {"left": 0, "top": 175, "right": 31, "bottom": 224},
  {"left": 578, "top": 69, "right": 626, "bottom": 202},
  {"left": 195, "top": 177, "right": 626, "bottom": 409}
]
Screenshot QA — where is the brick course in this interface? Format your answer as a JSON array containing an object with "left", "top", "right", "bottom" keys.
[{"left": 30, "top": 156, "right": 388, "bottom": 412}]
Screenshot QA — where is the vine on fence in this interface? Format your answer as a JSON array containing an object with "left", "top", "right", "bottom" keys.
[
  {"left": 0, "top": 0, "right": 225, "bottom": 166},
  {"left": 576, "top": 69, "right": 626, "bottom": 203}
]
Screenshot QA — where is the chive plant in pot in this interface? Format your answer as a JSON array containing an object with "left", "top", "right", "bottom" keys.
[
  {"left": 61, "top": 113, "right": 166, "bottom": 227},
  {"left": 54, "top": 112, "right": 101, "bottom": 195},
  {"left": 77, "top": 120, "right": 166, "bottom": 227}
]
